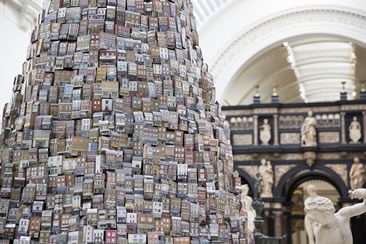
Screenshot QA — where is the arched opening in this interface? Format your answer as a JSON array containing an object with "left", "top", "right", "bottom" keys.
[
  {"left": 286, "top": 179, "right": 340, "bottom": 244},
  {"left": 235, "top": 166, "right": 256, "bottom": 197}
]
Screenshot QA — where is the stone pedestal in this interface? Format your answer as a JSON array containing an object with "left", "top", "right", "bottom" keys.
[{"left": 253, "top": 199, "right": 265, "bottom": 236}]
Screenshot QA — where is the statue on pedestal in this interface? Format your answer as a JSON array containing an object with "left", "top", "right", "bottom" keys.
[
  {"left": 304, "top": 188, "right": 366, "bottom": 244},
  {"left": 260, "top": 118, "right": 271, "bottom": 145},
  {"left": 304, "top": 185, "right": 320, "bottom": 244},
  {"left": 259, "top": 159, "right": 273, "bottom": 198},
  {"left": 349, "top": 157, "right": 365, "bottom": 190},
  {"left": 301, "top": 111, "right": 317, "bottom": 147},
  {"left": 349, "top": 116, "right": 362, "bottom": 143}
]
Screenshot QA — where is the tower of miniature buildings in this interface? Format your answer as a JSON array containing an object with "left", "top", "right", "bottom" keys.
[{"left": 0, "top": 0, "right": 247, "bottom": 242}]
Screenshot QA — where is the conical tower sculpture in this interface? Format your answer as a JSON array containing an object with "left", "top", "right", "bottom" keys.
[{"left": 0, "top": 0, "right": 247, "bottom": 243}]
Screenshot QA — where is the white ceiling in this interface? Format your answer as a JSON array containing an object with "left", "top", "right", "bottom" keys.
[
  {"left": 194, "top": 0, "right": 366, "bottom": 105},
  {"left": 222, "top": 36, "right": 366, "bottom": 105},
  {"left": 222, "top": 44, "right": 301, "bottom": 105},
  {"left": 285, "top": 38, "right": 356, "bottom": 102}
]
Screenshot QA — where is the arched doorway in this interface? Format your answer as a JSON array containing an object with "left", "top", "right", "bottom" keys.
[{"left": 287, "top": 179, "right": 340, "bottom": 244}]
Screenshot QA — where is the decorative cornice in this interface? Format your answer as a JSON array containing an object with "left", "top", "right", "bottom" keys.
[
  {"left": 213, "top": 8, "right": 366, "bottom": 73},
  {"left": 193, "top": 0, "right": 235, "bottom": 30},
  {"left": 2, "top": 0, "right": 42, "bottom": 32}
]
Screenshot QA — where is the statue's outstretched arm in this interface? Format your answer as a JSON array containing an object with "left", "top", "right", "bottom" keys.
[
  {"left": 338, "top": 201, "right": 366, "bottom": 218},
  {"left": 338, "top": 189, "right": 366, "bottom": 218}
]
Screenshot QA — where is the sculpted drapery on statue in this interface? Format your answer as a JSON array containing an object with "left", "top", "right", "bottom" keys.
[
  {"left": 259, "top": 118, "right": 271, "bottom": 145},
  {"left": 259, "top": 159, "right": 273, "bottom": 197},
  {"left": 305, "top": 189, "right": 366, "bottom": 244},
  {"left": 349, "top": 116, "right": 362, "bottom": 143},
  {"left": 301, "top": 111, "right": 317, "bottom": 147},
  {"left": 349, "top": 157, "right": 365, "bottom": 190}
]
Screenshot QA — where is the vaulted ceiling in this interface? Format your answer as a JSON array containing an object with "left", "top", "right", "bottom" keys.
[
  {"left": 193, "top": 0, "right": 366, "bottom": 105},
  {"left": 222, "top": 36, "right": 366, "bottom": 105}
]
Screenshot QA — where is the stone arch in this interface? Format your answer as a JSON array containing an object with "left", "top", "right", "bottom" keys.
[
  {"left": 279, "top": 165, "right": 349, "bottom": 244},
  {"left": 209, "top": 7, "right": 366, "bottom": 101},
  {"left": 274, "top": 164, "right": 348, "bottom": 200},
  {"left": 235, "top": 165, "right": 256, "bottom": 195}
]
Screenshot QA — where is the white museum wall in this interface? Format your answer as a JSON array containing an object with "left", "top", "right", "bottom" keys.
[{"left": 0, "top": 2, "right": 31, "bottom": 117}]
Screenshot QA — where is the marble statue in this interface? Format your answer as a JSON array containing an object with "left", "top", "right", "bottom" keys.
[
  {"left": 301, "top": 111, "right": 317, "bottom": 147},
  {"left": 260, "top": 118, "right": 271, "bottom": 145},
  {"left": 349, "top": 157, "right": 365, "bottom": 190},
  {"left": 304, "top": 188, "right": 366, "bottom": 244},
  {"left": 259, "top": 159, "right": 273, "bottom": 197},
  {"left": 304, "top": 185, "right": 320, "bottom": 244},
  {"left": 240, "top": 184, "right": 256, "bottom": 233},
  {"left": 349, "top": 116, "right": 362, "bottom": 143}
]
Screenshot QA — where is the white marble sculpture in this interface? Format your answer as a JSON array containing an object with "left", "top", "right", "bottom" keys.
[
  {"left": 349, "top": 157, "right": 365, "bottom": 190},
  {"left": 349, "top": 116, "right": 362, "bottom": 143},
  {"left": 304, "top": 188, "right": 366, "bottom": 244},
  {"left": 301, "top": 111, "right": 317, "bottom": 147},
  {"left": 240, "top": 184, "right": 256, "bottom": 233},
  {"left": 304, "top": 185, "right": 320, "bottom": 244},
  {"left": 260, "top": 118, "right": 271, "bottom": 145},
  {"left": 259, "top": 159, "right": 273, "bottom": 197}
]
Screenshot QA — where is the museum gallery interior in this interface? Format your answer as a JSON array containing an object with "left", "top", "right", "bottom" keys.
[{"left": 0, "top": 0, "right": 366, "bottom": 243}]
